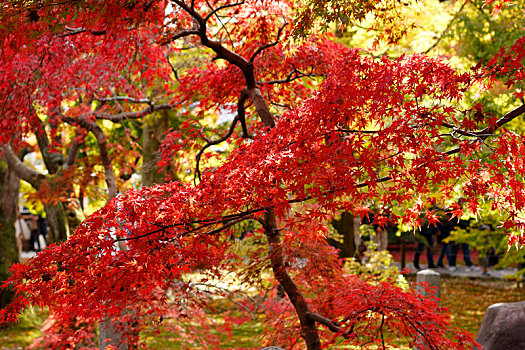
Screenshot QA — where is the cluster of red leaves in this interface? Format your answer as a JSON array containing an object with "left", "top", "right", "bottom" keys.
[{"left": 483, "top": 36, "right": 525, "bottom": 99}]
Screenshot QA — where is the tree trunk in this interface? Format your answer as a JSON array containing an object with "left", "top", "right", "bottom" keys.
[
  {"left": 44, "top": 203, "right": 70, "bottom": 243},
  {"left": 0, "top": 160, "right": 21, "bottom": 310},
  {"left": 99, "top": 112, "right": 173, "bottom": 349},
  {"left": 263, "top": 210, "right": 322, "bottom": 350},
  {"left": 330, "top": 212, "right": 359, "bottom": 259},
  {"left": 142, "top": 110, "right": 171, "bottom": 186}
]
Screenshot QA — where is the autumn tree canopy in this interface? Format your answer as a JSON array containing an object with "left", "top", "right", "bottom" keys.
[{"left": 1, "top": 0, "right": 524, "bottom": 349}]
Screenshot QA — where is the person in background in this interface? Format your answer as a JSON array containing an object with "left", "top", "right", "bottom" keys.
[
  {"left": 21, "top": 207, "right": 42, "bottom": 252},
  {"left": 414, "top": 223, "right": 438, "bottom": 270},
  {"left": 436, "top": 212, "right": 453, "bottom": 269},
  {"left": 448, "top": 217, "right": 478, "bottom": 272},
  {"left": 15, "top": 207, "right": 31, "bottom": 253}
]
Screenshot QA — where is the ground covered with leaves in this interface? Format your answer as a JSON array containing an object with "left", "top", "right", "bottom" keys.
[{"left": 1, "top": 276, "right": 523, "bottom": 349}]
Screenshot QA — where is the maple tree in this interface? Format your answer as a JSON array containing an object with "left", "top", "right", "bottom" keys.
[{"left": 1, "top": 0, "right": 525, "bottom": 349}]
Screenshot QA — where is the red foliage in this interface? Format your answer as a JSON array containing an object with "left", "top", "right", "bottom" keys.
[{"left": 1, "top": 0, "right": 524, "bottom": 349}]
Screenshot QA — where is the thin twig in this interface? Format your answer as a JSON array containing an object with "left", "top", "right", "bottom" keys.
[{"left": 250, "top": 22, "right": 288, "bottom": 63}]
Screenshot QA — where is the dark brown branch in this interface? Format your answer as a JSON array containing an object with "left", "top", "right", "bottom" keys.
[
  {"left": 194, "top": 88, "right": 250, "bottom": 183},
  {"left": 249, "top": 22, "right": 287, "bottom": 63},
  {"left": 237, "top": 87, "right": 250, "bottom": 138},
  {"left": 194, "top": 118, "right": 240, "bottom": 183},
  {"left": 60, "top": 26, "right": 106, "bottom": 37},
  {"left": 171, "top": 0, "right": 275, "bottom": 127},
  {"left": 203, "top": 0, "right": 245, "bottom": 22},
  {"left": 336, "top": 128, "right": 380, "bottom": 134},
  {"left": 439, "top": 105, "right": 525, "bottom": 139},
  {"left": 307, "top": 312, "right": 344, "bottom": 334},
  {"left": 474, "top": 104, "right": 525, "bottom": 139},
  {"left": 262, "top": 209, "right": 322, "bottom": 349},
  {"left": 170, "top": 29, "right": 200, "bottom": 41},
  {"left": 258, "top": 68, "right": 317, "bottom": 86},
  {"left": 165, "top": 54, "right": 181, "bottom": 82}
]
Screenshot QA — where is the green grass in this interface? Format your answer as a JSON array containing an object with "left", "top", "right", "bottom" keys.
[
  {"left": 142, "top": 315, "right": 264, "bottom": 349},
  {"left": 0, "top": 306, "right": 45, "bottom": 349}
]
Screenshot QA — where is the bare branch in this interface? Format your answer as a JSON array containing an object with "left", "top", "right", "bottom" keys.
[
  {"left": 165, "top": 54, "right": 181, "bottom": 82},
  {"left": 336, "top": 128, "right": 380, "bottom": 134},
  {"left": 307, "top": 312, "right": 344, "bottom": 334},
  {"left": 250, "top": 22, "right": 287, "bottom": 63},
  {"left": 237, "top": 87, "right": 250, "bottom": 138},
  {"left": 170, "top": 29, "right": 200, "bottom": 42},
  {"left": 258, "top": 69, "right": 315, "bottom": 85},
  {"left": 95, "top": 103, "right": 173, "bottom": 122},
  {"left": 194, "top": 116, "right": 239, "bottom": 183},
  {"left": 95, "top": 96, "right": 152, "bottom": 104},
  {"left": 204, "top": 1, "right": 245, "bottom": 22},
  {"left": 60, "top": 26, "right": 106, "bottom": 38},
  {"left": 193, "top": 88, "right": 251, "bottom": 183}
]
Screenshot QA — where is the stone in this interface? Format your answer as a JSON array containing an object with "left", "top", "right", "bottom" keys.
[
  {"left": 476, "top": 301, "right": 525, "bottom": 350},
  {"left": 416, "top": 269, "right": 440, "bottom": 300}
]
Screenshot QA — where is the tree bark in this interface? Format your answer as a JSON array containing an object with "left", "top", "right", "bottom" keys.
[
  {"left": 262, "top": 210, "right": 322, "bottom": 350},
  {"left": 1, "top": 145, "right": 77, "bottom": 243},
  {"left": 142, "top": 110, "right": 172, "bottom": 186},
  {"left": 330, "top": 212, "right": 359, "bottom": 259},
  {"left": 0, "top": 159, "right": 21, "bottom": 310},
  {"left": 44, "top": 203, "right": 70, "bottom": 243}
]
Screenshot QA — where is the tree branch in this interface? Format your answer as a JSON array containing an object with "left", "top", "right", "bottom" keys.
[
  {"left": 203, "top": 1, "right": 245, "bottom": 22},
  {"left": 31, "top": 107, "right": 63, "bottom": 175},
  {"left": 171, "top": 0, "right": 276, "bottom": 127},
  {"left": 95, "top": 96, "right": 152, "bottom": 104},
  {"left": 170, "top": 29, "right": 200, "bottom": 42},
  {"left": 95, "top": 103, "right": 173, "bottom": 122},
  {"left": 249, "top": 22, "right": 287, "bottom": 63},
  {"left": 64, "top": 137, "right": 82, "bottom": 169},
  {"left": 60, "top": 26, "right": 106, "bottom": 37},
  {"left": 1, "top": 145, "right": 45, "bottom": 189},
  {"left": 422, "top": 0, "right": 467, "bottom": 55},
  {"left": 258, "top": 69, "right": 315, "bottom": 86},
  {"left": 165, "top": 53, "right": 181, "bottom": 82},
  {"left": 193, "top": 87, "right": 251, "bottom": 183},
  {"left": 262, "top": 209, "right": 322, "bottom": 349},
  {"left": 194, "top": 116, "right": 239, "bottom": 183},
  {"left": 307, "top": 312, "right": 344, "bottom": 334},
  {"left": 474, "top": 104, "right": 525, "bottom": 139},
  {"left": 237, "top": 87, "right": 250, "bottom": 138},
  {"left": 62, "top": 116, "right": 118, "bottom": 199}
]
